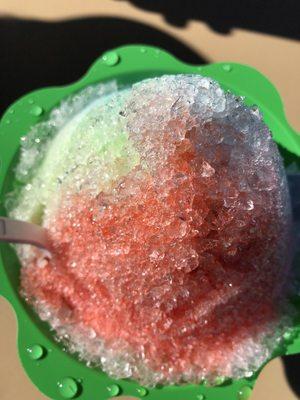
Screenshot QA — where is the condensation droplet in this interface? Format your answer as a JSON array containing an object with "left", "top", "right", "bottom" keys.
[
  {"left": 9, "top": 109, "right": 14, "bottom": 114},
  {"left": 57, "top": 377, "right": 79, "bottom": 399},
  {"left": 30, "top": 105, "right": 44, "bottom": 117},
  {"left": 27, "top": 344, "right": 45, "bottom": 360},
  {"left": 283, "top": 330, "right": 293, "bottom": 341},
  {"left": 197, "top": 395, "right": 205, "bottom": 400},
  {"left": 223, "top": 64, "right": 232, "bottom": 72},
  {"left": 140, "top": 47, "right": 147, "bottom": 53},
  {"left": 28, "top": 99, "right": 34, "bottom": 104},
  {"left": 107, "top": 384, "right": 121, "bottom": 396},
  {"left": 214, "top": 376, "right": 226, "bottom": 386},
  {"left": 102, "top": 51, "right": 120, "bottom": 67},
  {"left": 137, "top": 387, "right": 148, "bottom": 397},
  {"left": 237, "top": 386, "right": 252, "bottom": 400}
]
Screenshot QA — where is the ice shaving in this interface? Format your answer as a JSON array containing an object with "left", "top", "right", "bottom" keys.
[{"left": 8, "top": 75, "right": 293, "bottom": 386}]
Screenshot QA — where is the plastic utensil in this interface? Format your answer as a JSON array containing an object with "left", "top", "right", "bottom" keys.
[
  {"left": 0, "top": 45, "right": 299, "bottom": 400},
  {"left": 0, "top": 216, "right": 50, "bottom": 250}
]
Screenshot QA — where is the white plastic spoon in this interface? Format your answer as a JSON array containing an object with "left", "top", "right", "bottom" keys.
[{"left": 0, "top": 216, "right": 51, "bottom": 251}]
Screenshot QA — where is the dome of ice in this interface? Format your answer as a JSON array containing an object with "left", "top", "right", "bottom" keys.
[{"left": 8, "top": 75, "right": 292, "bottom": 386}]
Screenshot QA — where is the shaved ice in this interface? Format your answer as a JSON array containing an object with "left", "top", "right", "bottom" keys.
[{"left": 8, "top": 75, "right": 293, "bottom": 385}]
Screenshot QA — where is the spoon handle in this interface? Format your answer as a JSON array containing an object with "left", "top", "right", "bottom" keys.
[{"left": 0, "top": 217, "right": 51, "bottom": 251}]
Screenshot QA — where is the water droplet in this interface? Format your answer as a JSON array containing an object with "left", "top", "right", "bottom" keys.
[
  {"left": 283, "top": 330, "right": 293, "bottom": 341},
  {"left": 223, "top": 64, "right": 232, "bottom": 72},
  {"left": 198, "top": 66, "right": 203, "bottom": 72},
  {"left": 102, "top": 51, "right": 120, "bottom": 67},
  {"left": 9, "top": 109, "right": 14, "bottom": 114},
  {"left": 57, "top": 377, "right": 79, "bottom": 399},
  {"left": 107, "top": 384, "right": 121, "bottom": 396},
  {"left": 27, "top": 344, "right": 45, "bottom": 360},
  {"left": 28, "top": 99, "right": 34, "bottom": 104},
  {"left": 197, "top": 395, "right": 205, "bottom": 400},
  {"left": 154, "top": 49, "right": 161, "bottom": 57},
  {"left": 30, "top": 105, "right": 44, "bottom": 117},
  {"left": 214, "top": 376, "right": 226, "bottom": 386},
  {"left": 5, "top": 119, "right": 10, "bottom": 124},
  {"left": 140, "top": 47, "right": 147, "bottom": 53},
  {"left": 137, "top": 387, "right": 148, "bottom": 397},
  {"left": 237, "top": 386, "right": 252, "bottom": 400}
]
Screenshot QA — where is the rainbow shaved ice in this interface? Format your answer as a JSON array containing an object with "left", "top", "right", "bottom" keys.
[{"left": 8, "top": 75, "right": 293, "bottom": 385}]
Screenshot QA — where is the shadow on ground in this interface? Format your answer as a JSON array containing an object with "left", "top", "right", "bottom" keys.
[
  {"left": 0, "top": 16, "right": 208, "bottom": 115},
  {"left": 127, "top": 0, "right": 300, "bottom": 40}
]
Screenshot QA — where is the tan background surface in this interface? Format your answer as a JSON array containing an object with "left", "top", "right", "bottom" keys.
[{"left": 0, "top": 1, "right": 299, "bottom": 399}]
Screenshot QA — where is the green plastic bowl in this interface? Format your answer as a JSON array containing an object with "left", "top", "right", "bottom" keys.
[{"left": 0, "top": 45, "right": 300, "bottom": 400}]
